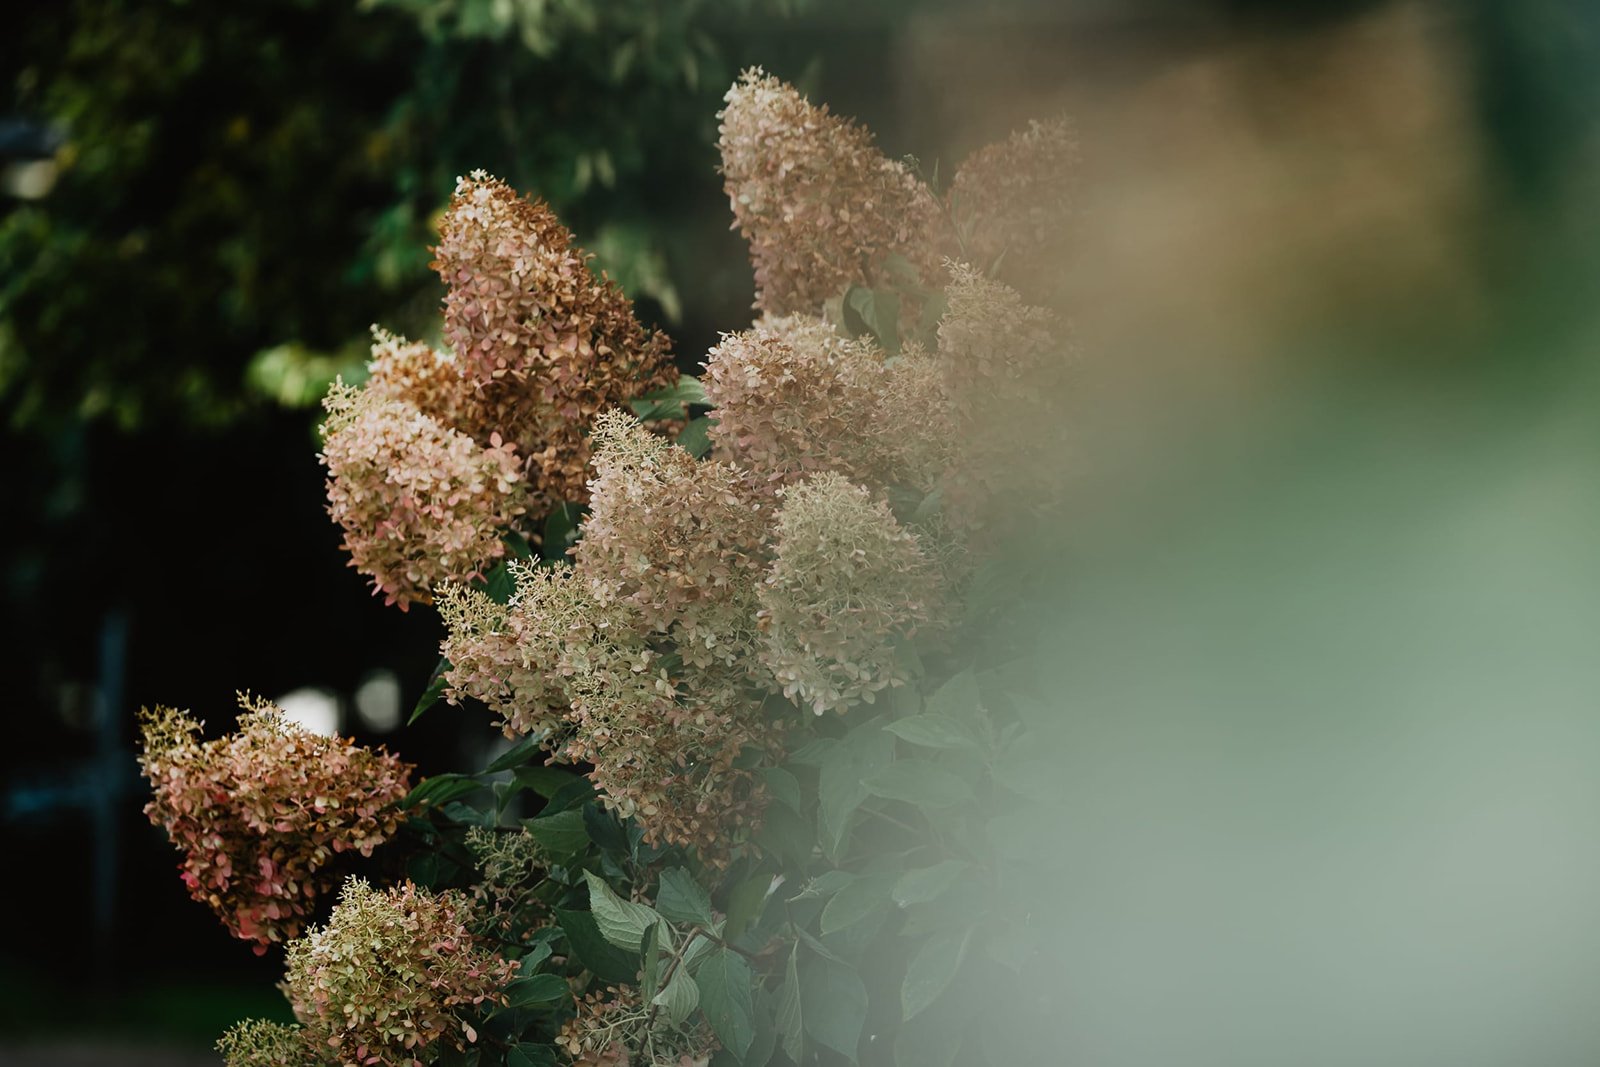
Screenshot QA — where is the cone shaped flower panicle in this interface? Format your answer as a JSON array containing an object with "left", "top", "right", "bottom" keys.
[
  {"left": 283, "top": 878, "right": 517, "bottom": 1066},
  {"left": 433, "top": 171, "right": 677, "bottom": 505},
  {"left": 758, "top": 472, "right": 942, "bottom": 714},
  {"left": 718, "top": 68, "right": 942, "bottom": 316},
  {"left": 948, "top": 117, "right": 1079, "bottom": 300},
  {"left": 138, "top": 698, "right": 412, "bottom": 953},
  {"left": 320, "top": 380, "right": 528, "bottom": 609}
]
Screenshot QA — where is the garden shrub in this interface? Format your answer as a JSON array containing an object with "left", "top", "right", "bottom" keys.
[{"left": 142, "top": 67, "right": 1078, "bottom": 1067}]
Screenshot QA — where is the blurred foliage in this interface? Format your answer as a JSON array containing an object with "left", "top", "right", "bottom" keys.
[{"left": 0, "top": 0, "right": 819, "bottom": 434}]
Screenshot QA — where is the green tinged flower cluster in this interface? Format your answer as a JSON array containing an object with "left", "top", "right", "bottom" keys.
[
  {"left": 759, "top": 473, "right": 942, "bottom": 714},
  {"left": 284, "top": 879, "right": 517, "bottom": 1066}
]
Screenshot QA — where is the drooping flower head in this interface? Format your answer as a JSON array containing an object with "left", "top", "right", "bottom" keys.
[
  {"left": 138, "top": 698, "right": 413, "bottom": 953},
  {"left": 758, "top": 473, "right": 942, "bottom": 714},
  {"left": 718, "top": 68, "right": 941, "bottom": 315},
  {"left": 432, "top": 172, "right": 677, "bottom": 505},
  {"left": 284, "top": 879, "right": 517, "bottom": 1066},
  {"left": 320, "top": 380, "right": 528, "bottom": 609},
  {"left": 701, "top": 315, "right": 945, "bottom": 493},
  {"left": 947, "top": 118, "right": 1079, "bottom": 301}
]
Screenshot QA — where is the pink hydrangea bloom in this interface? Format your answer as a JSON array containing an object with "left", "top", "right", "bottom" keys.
[
  {"left": 138, "top": 698, "right": 413, "bottom": 953},
  {"left": 701, "top": 315, "right": 945, "bottom": 493},
  {"left": 718, "top": 68, "right": 942, "bottom": 315},
  {"left": 320, "top": 380, "right": 528, "bottom": 609}
]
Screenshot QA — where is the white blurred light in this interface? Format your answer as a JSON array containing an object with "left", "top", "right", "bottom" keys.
[
  {"left": 2, "top": 160, "right": 59, "bottom": 199},
  {"left": 275, "top": 687, "right": 341, "bottom": 737},
  {"left": 355, "top": 670, "right": 403, "bottom": 733}
]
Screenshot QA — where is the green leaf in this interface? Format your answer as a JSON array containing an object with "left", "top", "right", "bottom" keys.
[
  {"left": 505, "top": 973, "right": 567, "bottom": 1008},
  {"left": 676, "top": 414, "right": 713, "bottom": 458},
  {"left": 775, "top": 944, "right": 804, "bottom": 1063},
  {"left": 554, "top": 908, "right": 639, "bottom": 985},
  {"left": 484, "top": 734, "right": 543, "bottom": 773},
  {"left": 507, "top": 1046, "right": 556, "bottom": 1067},
  {"left": 724, "top": 871, "right": 773, "bottom": 941},
  {"left": 818, "top": 721, "right": 895, "bottom": 859},
  {"left": 787, "top": 738, "right": 838, "bottom": 766},
  {"left": 584, "top": 870, "right": 662, "bottom": 952},
  {"left": 511, "top": 763, "right": 579, "bottom": 799},
  {"left": 400, "top": 773, "right": 481, "bottom": 810},
  {"left": 792, "top": 870, "right": 857, "bottom": 901},
  {"left": 926, "top": 670, "right": 981, "bottom": 721},
  {"left": 630, "top": 374, "right": 709, "bottom": 420},
  {"left": 582, "top": 802, "right": 630, "bottom": 853},
  {"left": 641, "top": 922, "right": 663, "bottom": 1002},
  {"left": 752, "top": 801, "right": 813, "bottom": 870},
  {"left": 892, "top": 862, "right": 971, "bottom": 907},
  {"left": 541, "top": 505, "right": 581, "bottom": 562},
  {"left": 409, "top": 675, "right": 454, "bottom": 726},
  {"left": 693, "top": 948, "right": 756, "bottom": 1061},
  {"left": 758, "top": 766, "right": 803, "bottom": 812},
  {"left": 522, "top": 808, "right": 588, "bottom": 858},
  {"left": 901, "top": 927, "right": 971, "bottom": 1021},
  {"left": 653, "top": 962, "right": 700, "bottom": 1026},
  {"left": 800, "top": 956, "right": 867, "bottom": 1063},
  {"left": 521, "top": 940, "right": 553, "bottom": 972},
  {"left": 657, "top": 868, "right": 715, "bottom": 927},
  {"left": 501, "top": 529, "right": 534, "bottom": 560},
  {"left": 747, "top": 986, "right": 778, "bottom": 1067},
  {"left": 884, "top": 715, "right": 982, "bottom": 752},
  {"left": 820, "top": 875, "right": 894, "bottom": 934},
  {"left": 862, "top": 761, "right": 976, "bottom": 809},
  {"left": 482, "top": 561, "right": 516, "bottom": 605}
]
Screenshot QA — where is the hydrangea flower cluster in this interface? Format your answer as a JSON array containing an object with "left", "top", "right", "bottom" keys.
[
  {"left": 320, "top": 380, "right": 529, "bottom": 609},
  {"left": 576, "top": 411, "right": 772, "bottom": 672},
  {"left": 218, "top": 1020, "right": 317, "bottom": 1067},
  {"left": 718, "top": 68, "right": 942, "bottom": 315},
  {"left": 283, "top": 879, "right": 517, "bottom": 1066},
  {"left": 433, "top": 171, "right": 677, "bottom": 506},
  {"left": 138, "top": 697, "right": 412, "bottom": 953},
  {"left": 365, "top": 327, "right": 482, "bottom": 434},
  {"left": 948, "top": 117, "right": 1079, "bottom": 297},
  {"left": 758, "top": 473, "right": 942, "bottom": 714},
  {"left": 434, "top": 409, "right": 780, "bottom": 856},
  {"left": 701, "top": 315, "right": 944, "bottom": 493},
  {"left": 936, "top": 262, "right": 1072, "bottom": 533}
]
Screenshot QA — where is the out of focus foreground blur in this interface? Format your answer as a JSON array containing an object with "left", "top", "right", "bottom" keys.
[{"left": 4, "top": 0, "right": 1599, "bottom": 1063}]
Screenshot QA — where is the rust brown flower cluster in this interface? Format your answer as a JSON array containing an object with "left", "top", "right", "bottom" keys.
[
  {"left": 433, "top": 171, "right": 678, "bottom": 506},
  {"left": 138, "top": 698, "right": 412, "bottom": 954}
]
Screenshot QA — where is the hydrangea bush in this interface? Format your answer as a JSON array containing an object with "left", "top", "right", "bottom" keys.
[{"left": 142, "top": 68, "right": 1076, "bottom": 1067}]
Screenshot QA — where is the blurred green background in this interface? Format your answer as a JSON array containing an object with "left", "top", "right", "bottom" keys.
[{"left": 4, "top": 0, "right": 1599, "bottom": 1061}]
